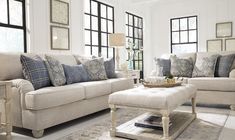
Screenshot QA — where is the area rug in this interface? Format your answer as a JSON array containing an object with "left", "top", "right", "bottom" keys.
[{"left": 58, "top": 108, "right": 228, "bottom": 140}]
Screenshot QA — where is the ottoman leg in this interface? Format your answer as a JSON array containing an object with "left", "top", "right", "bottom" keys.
[
  {"left": 110, "top": 105, "right": 117, "bottom": 137},
  {"left": 191, "top": 97, "right": 196, "bottom": 116},
  {"left": 162, "top": 114, "right": 169, "bottom": 139}
]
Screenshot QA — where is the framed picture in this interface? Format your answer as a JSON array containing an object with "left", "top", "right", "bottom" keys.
[
  {"left": 51, "top": 25, "right": 70, "bottom": 50},
  {"left": 225, "top": 38, "right": 235, "bottom": 51},
  {"left": 50, "top": 0, "right": 69, "bottom": 25},
  {"left": 207, "top": 39, "right": 222, "bottom": 52},
  {"left": 216, "top": 22, "right": 232, "bottom": 38}
]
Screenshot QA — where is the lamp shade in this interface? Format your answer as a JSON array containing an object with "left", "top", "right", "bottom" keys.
[{"left": 109, "top": 33, "right": 125, "bottom": 47}]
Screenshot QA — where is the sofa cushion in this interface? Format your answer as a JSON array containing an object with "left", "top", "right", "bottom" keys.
[
  {"left": 82, "top": 58, "right": 108, "bottom": 81},
  {"left": 79, "top": 81, "right": 111, "bottom": 99},
  {"left": 20, "top": 55, "right": 51, "bottom": 90},
  {"left": 188, "top": 77, "right": 235, "bottom": 92},
  {"left": 46, "top": 54, "right": 77, "bottom": 66},
  {"left": 104, "top": 58, "right": 117, "bottom": 78},
  {"left": 45, "top": 55, "right": 66, "bottom": 86},
  {"left": 170, "top": 55, "right": 194, "bottom": 77},
  {"left": 25, "top": 84, "right": 85, "bottom": 110},
  {"left": 192, "top": 54, "right": 219, "bottom": 77},
  {"left": 215, "top": 54, "right": 235, "bottom": 77},
  {"left": 63, "top": 64, "right": 89, "bottom": 84},
  {"left": 106, "top": 78, "right": 134, "bottom": 93},
  {"left": 154, "top": 58, "right": 171, "bottom": 76}
]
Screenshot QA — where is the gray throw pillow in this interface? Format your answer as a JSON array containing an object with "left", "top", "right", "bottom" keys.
[
  {"left": 63, "top": 64, "right": 90, "bottom": 84},
  {"left": 82, "top": 58, "right": 108, "bottom": 81},
  {"left": 20, "top": 55, "right": 51, "bottom": 90},
  {"left": 104, "top": 58, "right": 116, "bottom": 78},
  {"left": 170, "top": 55, "right": 194, "bottom": 77},
  {"left": 154, "top": 58, "right": 171, "bottom": 76},
  {"left": 192, "top": 54, "right": 219, "bottom": 77},
  {"left": 215, "top": 54, "right": 235, "bottom": 77},
  {"left": 45, "top": 55, "right": 66, "bottom": 86}
]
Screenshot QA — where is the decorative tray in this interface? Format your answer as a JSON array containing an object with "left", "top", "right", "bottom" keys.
[{"left": 142, "top": 81, "right": 183, "bottom": 88}]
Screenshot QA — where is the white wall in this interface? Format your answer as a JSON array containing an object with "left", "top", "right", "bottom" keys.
[{"left": 151, "top": 0, "right": 235, "bottom": 59}]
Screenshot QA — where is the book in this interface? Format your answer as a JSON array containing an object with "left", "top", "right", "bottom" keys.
[{"left": 134, "top": 115, "right": 172, "bottom": 130}]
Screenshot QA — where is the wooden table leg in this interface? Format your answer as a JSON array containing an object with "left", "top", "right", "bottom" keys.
[
  {"left": 110, "top": 105, "right": 117, "bottom": 137},
  {"left": 191, "top": 97, "right": 197, "bottom": 117},
  {"left": 162, "top": 113, "right": 169, "bottom": 139}
]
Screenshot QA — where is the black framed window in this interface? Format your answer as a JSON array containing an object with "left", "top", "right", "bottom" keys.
[
  {"left": 0, "top": 0, "right": 27, "bottom": 52},
  {"left": 84, "top": 0, "right": 114, "bottom": 58},
  {"left": 126, "top": 12, "right": 144, "bottom": 79},
  {"left": 170, "top": 16, "right": 198, "bottom": 53}
]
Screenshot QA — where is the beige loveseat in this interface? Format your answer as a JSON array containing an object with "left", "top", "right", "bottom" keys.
[
  {"left": 0, "top": 53, "right": 133, "bottom": 138},
  {"left": 156, "top": 51, "right": 235, "bottom": 110}
]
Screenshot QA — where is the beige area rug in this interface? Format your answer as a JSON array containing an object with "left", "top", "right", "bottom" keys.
[{"left": 58, "top": 108, "right": 229, "bottom": 140}]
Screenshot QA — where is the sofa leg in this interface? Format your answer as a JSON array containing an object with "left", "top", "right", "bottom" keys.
[
  {"left": 230, "top": 105, "right": 235, "bottom": 111},
  {"left": 32, "top": 130, "right": 44, "bottom": 138}
]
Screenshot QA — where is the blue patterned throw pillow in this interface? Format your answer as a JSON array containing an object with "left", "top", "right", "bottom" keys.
[
  {"left": 104, "top": 58, "right": 116, "bottom": 78},
  {"left": 82, "top": 58, "right": 108, "bottom": 81},
  {"left": 20, "top": 55, "right": 51, "bottom": 90},
  {"left": 215, "top": 54, "right": 235, "bottom": 77},
  {"left": 154, "top": 58, "right": 171, "bottom": 76},
  {"left": 45, "top": 55, "right": 66, "bottom": 86},
  {"left": 63, "top": 64, "right": 90, "bottom": 84}
]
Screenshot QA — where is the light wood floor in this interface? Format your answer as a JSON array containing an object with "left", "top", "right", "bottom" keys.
[{"left": 0, "top": 106, "right": 234, "bottom": 140}]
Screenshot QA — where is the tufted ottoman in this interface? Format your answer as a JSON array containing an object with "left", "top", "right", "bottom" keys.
[{"left": 109, "top": 84, "right": 197, "bottom": 140}]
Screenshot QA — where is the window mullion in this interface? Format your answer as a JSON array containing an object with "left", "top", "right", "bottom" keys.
[
  {"left": 7, "top": 0, "right": 10, "bottom": 24},
  {"left": 97, "top": 3, "right": 102, "bottom": 57}
]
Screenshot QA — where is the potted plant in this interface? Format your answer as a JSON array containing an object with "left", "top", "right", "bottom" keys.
[{"left": 165, "top": 74, "right": 175, "bottom": 84}]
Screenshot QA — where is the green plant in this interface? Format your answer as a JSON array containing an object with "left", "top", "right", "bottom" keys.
[{"left": 165, "top": 74, "right": 174, "bottom": 79}]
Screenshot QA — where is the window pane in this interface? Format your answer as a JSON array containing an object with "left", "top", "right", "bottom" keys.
[
  {"left": 84, "top": 0, "right": 90, "bottom": 13},
  {"left": 172, "top": 44, "right": 197, "bottom": 54},
  {"left": 91, "top": 1, "right": 98, "bottom": 15},
  {"left": 129, "top": 15, "right": 133, "bottom": 26},
  {"left": 9, "top": 0, "right": 23, "bottom": 26},
  {"left": 101, "top": 4, "right": 106, "bottom": 18},
  {"left": 126, "top": 26, "right": 128, "bottom": 36},
  {"left": 101, "top": 19, "right": 107, "bottom": 32},
  {"left": 85, "top": 46, "right": 91, "bottom": 55},
  {"left": 129, "top": 26, "right": 133, "bottom": 37},
  {"left": 125, "top": 14, "right": 128, "bottom": 24},
  {"left": 84, "top": 15, "right": 90, "bottom": 29},
  {"left": 0, "top": 27, "right": 24, "bottom": 52},
  {"left": 139, "top": 40, "right": 143, "bottom": 48},
  {"left": 138, "top": 29, "right": 142, "bottom": 39},
  {"left": 101, "top": 47, "right": 107, "bottom": 58},
  {"left": 91, "top": 16, "right": 98, "bottom": 30},
  {"left": 172, "top": 19, "right": 179, "bottom": 31},
  {"left": 0, "top": 0, "right": 8, "bottom": 24},
  {"left": 134, "top": 17, "right": 138, "bottom": 27},
  {"left": 92, "top": 31, "right": 98, "bottom": 45},
  {"left": 108, "top": 21, "right": 113, "bottom": 33},
  {"left": 92, "top": 46, "right": 98, "bottom": 56},
  {"left": 139, "top": 19, "right": 142, "bottom": 27},
  {"left": 172, "top": 32, "right": 179, "bottom": 43},
  {"left": 101, "top": 33, "right": 107, "bottom": 46},
  {"left": 85, "top": 30, "right": 90, "bottom": 45},
  {"left": 134, "top": 28, "right": 138, "bottom": 38},
  {"left": 189, "top": 30, "right": 196, "bottom": 42},
  {"left": 134, "top": 61, "right": 139, "bottom": 70},
  {"left": 107, "top": 7, "right": 113, "bottom": 20},
  {"left": 180, "top": 18, "right": 187, "bottom": 30},
  {"left": 189, "top": 17, "right": 196, "bottom": 29},
  {"left": 139, "top": 51, "right": 143, "bottom": 60},
  {"left": 108, "top": 48, "right": 113, "bottom": 58},
  {"left": 180, "top": 31, "right": 188, "bottom": 43}
]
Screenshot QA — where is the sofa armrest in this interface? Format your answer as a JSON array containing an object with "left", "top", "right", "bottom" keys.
[
  {"left": 229, "top": 69, "right": 235, "bottom": 78},
  {"left": 11, "top": 79, "right": 34, "bottom": 94},
  {"left": 115, "top": 71, "right": 126, "bottom": 78}
]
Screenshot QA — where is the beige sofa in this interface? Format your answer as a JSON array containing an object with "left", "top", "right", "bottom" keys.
[
  {"left": 156, "top": 51, "right": 235, "bottom": 110},
  {"left": 0, "top": 53, "right": 134, "bottom": 138}
]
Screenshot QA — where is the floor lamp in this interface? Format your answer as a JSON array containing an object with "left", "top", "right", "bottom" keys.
[{"left": 109, "top": 33, "right": 125, "bottom": 70}]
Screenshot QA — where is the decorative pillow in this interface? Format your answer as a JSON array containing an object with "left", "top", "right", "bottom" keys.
[
  {"left": 20, "top": 55, "right": 51, "bottom": 90},
  {"left": 45, "top": 55, "right": 66, "bottom": 86},
  {"left": 154, "top": 58, "right": 171, "bottom": 76},
  {"left": 170, "top": 55, "right": 194, "bottom": 77},
  {"left": 215, "top": 54, "right": 235, "bottom": 77},
  {"left": 104, "top": 58, "right": 116, "bottom": 78},
  {"left": 63, "top": 64, "right": 90, "bottom": 84},
  {"left": 192, "top": 54, "right": 219, "bottom": 77},
  {"left": 82, "top": 58, "right": 108, "bottom": 81}
]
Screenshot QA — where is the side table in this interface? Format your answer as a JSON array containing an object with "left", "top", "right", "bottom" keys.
[
  {"left": 0, "top": 81, "right": 12, "bottom": 140},
  {"left": 117, "top": 70, "right": 140, "bottom": 85}
]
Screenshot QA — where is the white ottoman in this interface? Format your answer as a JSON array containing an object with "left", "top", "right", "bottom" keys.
[{"left": 109, "top": 84, "right": 197, "bottom": 139}]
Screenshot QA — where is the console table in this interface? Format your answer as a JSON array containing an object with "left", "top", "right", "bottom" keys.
[{"left": 0, "top": 81, "right": 12, "bottom": 140}]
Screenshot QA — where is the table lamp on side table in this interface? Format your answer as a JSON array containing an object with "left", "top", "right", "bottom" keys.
[{"left": 109, "top": 33, "right": 125, "bottom": 70}]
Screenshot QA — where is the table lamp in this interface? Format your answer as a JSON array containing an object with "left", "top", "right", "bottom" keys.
[{"left": 109, "top": 33, "right": 125, "bottom": 70}]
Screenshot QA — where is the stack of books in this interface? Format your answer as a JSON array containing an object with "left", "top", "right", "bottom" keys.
[{"left": 135, "top": 115, "right": 172, "bottom": 130}]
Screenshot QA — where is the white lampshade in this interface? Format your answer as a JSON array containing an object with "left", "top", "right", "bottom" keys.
[{"left": 109, "top": 33, "right": 125, "bottom": 47}]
